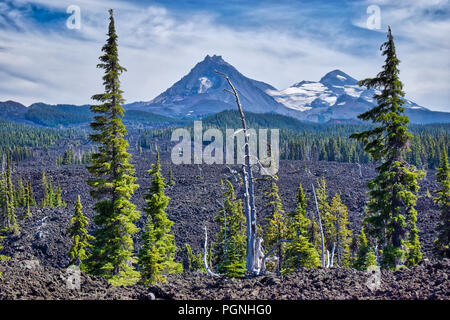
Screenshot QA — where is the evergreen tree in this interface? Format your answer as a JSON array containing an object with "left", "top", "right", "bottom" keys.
[
  {"left": 433, "top": 150, "right": 450, "bottom": 258},
  {"left": 15, "top": 177, "right": 25, "bottom": 207},
  {"left": 86, "top": 9, "right": 141, "bottom": 286},
  {"left": 350, "top": 27, "right": 424, "bottom": 269},
  {"left": 40, "top": 171, "right": 48, "bottom": 207},
  {"left": 214, "top": 179, "right": 246, "bottom": 277},
  {"left": 0, "top": 231, "right": 10, "bottom": 277},
  {"left": 0, "top": 174, "right": 6, "bottom": 227},
  {"left": 28, "top": 182, "right": 36, "bottom": 207},
  {"left": 264, "top": 177, "right": 289, "bottom": 274},
  {"left": 138, "top": 151, "right": 182, "bottom": 284},
  {"left": 40, "top": 171, "right": 54, "bottom": 208},
  {"left": 353, "top": 227, "right": 377, "bottom": 271},
  {"left": 289, "top": 183, "right": 310, "bottom": 238},
  {"left": 168, "top": 168, "right": 175, "bottom": 186},
  {"left": 316, "top": 176, "right": 336, "bottom": 253},
  {"left": 2, "top": 155, "right": 18, "bottom": 234},
  {"left": 55, "top": 185, "right": 66, "bottom": 207},
  {"left": 24, "top": 182, "right": 31, "bottom": 218},
  {"left": 46, "top": 177, "right": 55, "bottom": 208},
  {"left": 184, "top": 243, "right": 205, "bottom": 272},
  {"left": 330, "top": 193, "right": 352, "bottom": 267},
  {"left": 67, "top": 195, "right": 94, "bottom": 268},
  {"left": 284, "top": 183, "right": 320, "bottom": 272}
]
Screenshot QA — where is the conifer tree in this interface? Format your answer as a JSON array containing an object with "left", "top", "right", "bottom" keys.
[
  {"left": 168, "top": 168, "right": 175, "bottom": 186},
  {"left": 15, "top": 177, "right": 25, "bottom": 207},
  {"left": 40, "top": 171, "right": 54, "bottom": 208},
  {"left": 264, "top": 177, "right": 289, "bottom": 274},
  {"left": 330, "top": 193, "right": 352, "bottom": 267},
  {"left": 46, "top": 178, "right": 55, "bottom": 208},
  {"left": 353, "top": 227, "right": 377, "bottom": 271},
  {"left": 27, "top": 182, "right": 36, "bottom": 207},
  {"left": 86, "top": 9, "right": 141, "bottom": 285},
  {"left": 67, "top": 195, "right": 94, "bottom": 268},
  {"left": 214, "top": 179, "right": 246, "bottom": 277},
  {"left": 2, "top": 155, "right": 18, "bottom": 234},
  {"left": 184, "top": 243, "right": 205, "bottom": 272},
  {"left": 24, "top": 183, "right": 31, "bottom": 218},
  {"left": 55, "top": 185, "right": 66, "bottom": 207},
  {"left": 284, "top": 183, "right": 320, "bottom": 272},
  {"left": 350, "top": 27, "right": 424, "bottom": 269},
  {"left": 40, "top": 171, "right": 48, "bottom": 207},
  {"left": 316, "top": 176, "right": 336, "bottom": 253},
  {"left": 0, "top": 231, "right": 10, "bottom": 277},
  {"left": 433, "top": 150, "right": 450, "bottom": 258},
  {"left": 0, "top": 175, "right": 7, "bottom": 229},
  {"left": 289, "top": 183, "right": 310, "bottom": 238},
  {"left": 138, "top": 151, "right": 182, "bottom": 284}
]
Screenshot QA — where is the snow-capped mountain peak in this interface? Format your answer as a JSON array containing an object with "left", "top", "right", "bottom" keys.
[
  {"left": 319, "top": 69, "right": 358, "bottom": 87},
  {"left": 138, "top": 55, "right": 282, "bottom": 117},
  {"left": 265, "top": 70, "right": 432, "bottom": 122}
]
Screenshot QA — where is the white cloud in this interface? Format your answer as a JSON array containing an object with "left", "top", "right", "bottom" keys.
[
  {"left": 352, "top": 0, "right": 450, "bottom": 111},
  {"left": 0, "top": 0, "right": 448, "bottom": 112}
]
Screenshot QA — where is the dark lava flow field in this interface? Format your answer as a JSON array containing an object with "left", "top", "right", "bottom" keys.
[{"left": 0, "top": 148, "right": 448, "bottom": 300}]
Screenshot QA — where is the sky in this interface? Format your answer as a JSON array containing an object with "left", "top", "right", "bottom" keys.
[{"left": 0, "top": 0, "right": 449, "bottom": 111}]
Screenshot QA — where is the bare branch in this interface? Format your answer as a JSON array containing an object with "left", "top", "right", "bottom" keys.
[
  {"left": 260, "top": 239, "right": 292, "bottom": 275},
  {"left": 312, "top": 184, "right": 326, "bottom": 267},
  {"left": 203, "top": 226, "right": 220, "bottom": 277}
]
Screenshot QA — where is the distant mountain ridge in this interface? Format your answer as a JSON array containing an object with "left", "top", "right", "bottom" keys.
[
  {"left": 1, "top": 55, "right": 449, "bottom": 125},
  {"left": 0, "top": 101, "right": 183, "bottom": 128},
  {"left": 129, "top": 55, "right": 450, "bottom": 124},
  {"left": 266, "top": 69, "right": 435, "bottom": 123}
]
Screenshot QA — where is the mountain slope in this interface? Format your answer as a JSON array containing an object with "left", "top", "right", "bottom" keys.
[
  {"left": 125, "top": 55, "right": 288, "bottom": 117},
  {"left": 1, "top": 58, "right": 449, "bottom": 126},
  {"left": 0, "top": 100, "right": 28, "bottom": 122}
]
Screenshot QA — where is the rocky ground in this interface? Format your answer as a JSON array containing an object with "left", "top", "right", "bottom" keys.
[
  {"left": 0, "top": 257, "right": 448, "bottom": 300},
  {"left": 0, "top": 146, "right": 447, "bottom": 300}
]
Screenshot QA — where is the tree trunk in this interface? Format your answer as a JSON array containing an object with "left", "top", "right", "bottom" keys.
[
  {"left": 215, "top": 70, "right": 258, "bottom": 274},
  {"left": 312, "top": 184, "right": 326, "bottom": 267}
]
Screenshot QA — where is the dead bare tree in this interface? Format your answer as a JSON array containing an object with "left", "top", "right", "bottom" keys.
[
  {"left": 312, "top": 184, "right": 326, "bottom": 267},
  {"left": 203, "top": 226, "right": 220, "bottom": 277},
  {"left": 197, "top": 164, "right": 203, "bottom": 179},
  {"left": 357, "top": 163, "right": 363, "bottom": 178},
  {"left": 215, "top": 70, "right": 259, "bottom": 274}
]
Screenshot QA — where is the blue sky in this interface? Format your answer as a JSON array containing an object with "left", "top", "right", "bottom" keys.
[{"left": 0, "top": 0, "right": 449, "bottom": 111}]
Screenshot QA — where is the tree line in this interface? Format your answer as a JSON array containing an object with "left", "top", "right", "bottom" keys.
[{"left": 0, "top": 159, "right": 67, "bottom": 235}]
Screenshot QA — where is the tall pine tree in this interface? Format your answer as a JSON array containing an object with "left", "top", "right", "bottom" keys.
[
  {"left": 86, "top": 9, "right": 140, "bottom": 285},
  {"left": 350, "top": 27, "right": 424, "bottom": 269},
  {"left": 433, "top": 150, "right": 450, "bottom": 258},
  {"left": 138, "top": 151, "right": 182, "bottom": 284}
]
